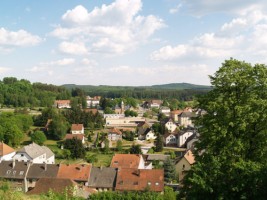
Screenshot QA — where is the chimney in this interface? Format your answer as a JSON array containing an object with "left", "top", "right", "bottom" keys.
[
  {"left": 12, "top": 158, "right": 16, "bottom": 169},
  {"left": 44, "top": 162, "right": 47, "bottom": 171}
]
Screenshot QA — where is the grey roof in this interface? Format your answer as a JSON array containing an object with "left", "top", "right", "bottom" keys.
[
  {"left": 0, "top": 160, "right": 29, "bottom": 179},
  {"left": 178, "top": 112, "right": 196, "bottom": 118},
  {"left": 146, "top": 154, "right": 170, "bottom": 161},
  {"left": 17, "top": 143, "right": 54, "bottom": 159},
  {"left": 88, "top": 167, "right": 117, "bottom": 188},
  {"left": 27, "top": 163, "right": 59, "bottom": 179}
]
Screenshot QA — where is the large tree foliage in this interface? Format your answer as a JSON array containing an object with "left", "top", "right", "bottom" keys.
[
  {"left": 63, "top": 138, "right": 85, "bottom": 159},
  {"left": 30, "top": 130, "right": 47, "bottom": 145},
  {"left": 164, "top": 157, "right": 177, "bottom": 183},
  {"left": 181, "top": 59, "right": 267, "bottom": 199}
]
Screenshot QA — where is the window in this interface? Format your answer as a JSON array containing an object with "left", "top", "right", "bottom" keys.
[
  {"left": 19, "top": 171, "right": 24, "bottom": 176},
  {"left": 6, "top": 170, "right": 11, "bottom": 175},
  {"left": 155, "top": 182, "right": 159, "bottom": 186},
  {"left": 21, "top": 154, "right": 24, "bottom": 157},
  {"left": 147, "top": 182, "right": 151, "bottom": 185}
]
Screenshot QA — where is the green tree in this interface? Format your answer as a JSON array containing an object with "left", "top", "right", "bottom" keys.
[
  {"left": 48, "top": 114, "right": 69, "bottom": 140},
  {"left": 155, "top": 133, "right": 163, "bottom": 152},
  {"left": 103, "top": 138, "right": 110, "bottom": 154},
  {"left": 164, "top": 157, "right": 177, "bottom": 183},
  {"left": 64, "top": 138, "right": 85, "bottom": 159},
  {"left": 30, "top": 130, "right": 47, "bottom": 145},
  {"left": 116, "top": 140, "right": 123, "bottom": 152},
  {"left": 129, "top": 144, "right": 142, "bottom": 154},
  {"left": 181, "top": 59, "right": 267, "bottom": 199}
]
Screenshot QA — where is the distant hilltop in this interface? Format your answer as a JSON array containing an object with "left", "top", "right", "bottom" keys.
[{"left": 62, "top": 82, "right": 211, "bottom": 91}]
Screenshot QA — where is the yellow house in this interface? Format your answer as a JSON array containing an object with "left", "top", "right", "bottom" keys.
[{"left": 175, "top": 150, "right": 195, "bottom": 182}]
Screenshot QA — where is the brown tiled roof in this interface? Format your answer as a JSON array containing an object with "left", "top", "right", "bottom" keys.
[
  {"left": 27, "top": 178, "right": 77, "bottom": 196},
  {"left": 116, "top": 168, "right": 164, "bottom": 192},
  {"left": 0, "top": 160, "right": 29, "bottom": 179},
  {"left": 55, "top": 100, "right": 71, "bottom": 104},
  {"left": 27, "top": 163, "right": 59, "bottom": 179},
  {"left": 57, "top": 163, "right": 91, "bottom": 182},
  {"left": 64, "top": 134, "right": 84, "bottom": 141},
  {"left": 108, "top": 128, "right": 122, "bottom": 135},
  {"left": 0, "top": 142, "right": 15, "bottom": 156},
  {"left": 183, "top": 150, "right": 195, "bottom": 165},
  {"left": 110, "top": 154, "right": 141, "bottom": 169},
  {"left": 171, "top": 110, "right": 183, "bottom": 115},
  {"left": 71, "top": 124, "right": 84, "bottom": 131},
  {"left": 84, "top": 108, "right": 98, "bottom": 115},
  {"left": 150, "top": 100, "right": 163, "bottom": 105}
]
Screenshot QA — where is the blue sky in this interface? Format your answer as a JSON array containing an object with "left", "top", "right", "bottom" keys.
[{"left": 1, "top": 0, "right": 267, "bottom": 86}]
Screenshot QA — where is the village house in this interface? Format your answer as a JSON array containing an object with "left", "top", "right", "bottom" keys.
[
  {"left": 71, "top": 124, "right": 84, "bottom": 134},
  {"left": 159, "top": 106, "right": 171, "bottom": 116},
  {"left": 178, "top": 111, "right": 196, "bottom": 127},
  {"left": 0, "top": 160, "right": 30, "bottom": 192},
  {"left": 170, "top": 110, "right": 184, "bottom": 122},
  {"left": 163, "top": 118, "right": 177, "bottom": 132},
  {"left": 177, "top": 129, "right": 195, "bottom": 148},
  {"left": 175, "top": 150, "right": 195, "bottom": 182},
  {"left": 0, "top": 142, "right": 16, "bottom": 161},
  {"left": 88, "top": 166, "right": 117, "bottom": 191},
  {"left": 54, "top": 100, "right": 71, "bottom": 109},
  {"left": 110, "top": 154, "right": 152, "bottom": 169},
  {"left": 13, "top": 143, "right": 55, "bottom": 164},
  {"left": 57, "top": 163, "right": 92, "bottom": 185},
  {"left": 105, "top": 117, "right": 146, "bottom": 128},
  {"left": 163, "top": 132, "right": 178, "bottom": 147},
  {"left": 86, "top": 96, "right": 101, "bottom": 108},
  {"left": 27, "top": 178, "right": 79, "bottom": 196},
  {"left": 26, "top": 163, "right": 59, "bottom": 189},
  {"left": 64, "top": 134, "right": 85, "bottom": 144},
  {"left": 115, "top": 168, "right": 164, "bottom": 192},
  {"left": 148, "top": 100, "right": 163, "bottom": 109},
  {"left": 107, "top": 128, "right": 122, "bottom": 141}
]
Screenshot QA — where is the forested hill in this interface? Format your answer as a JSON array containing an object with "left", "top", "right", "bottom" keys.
[
  {"left": 62, "top": 83, "right": 211, "bottom": 100},
  {"left": 0, "top": 77, "right": 71, "bottom": 107}
]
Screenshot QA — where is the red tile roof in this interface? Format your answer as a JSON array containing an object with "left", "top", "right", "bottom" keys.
[
  {"left": 108, "top": 128, "right": 122, "bottom": 135},
  {"left": 71, "top": 124, "right": 84, "bottom": 131},
  {"left": 0, "top": 142, "right": 15, "bottom": 156},
  {"left": 57, "top": 163, "right": 91, "bottom": 182},
  {"left": 84, "top": 108, "right": 98, "bottom": 115},
  {"left": 110, "top": 154, "right": 141, "bottom": 169},
  {"left": 55, "top": 100, "right": 71, "bottom": 104},
  {"left": 27, "top": 178, "right": 77, "bottom": 196},
  {"left": 64, "top": 134, "right": 84, "bottom": 141},
  {"left": 116, "top": 168, "right": 164, "bottom": 192}
]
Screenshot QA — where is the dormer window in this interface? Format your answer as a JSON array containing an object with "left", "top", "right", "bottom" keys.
[
  {"left": 155, "top": 182, "right": 159, "bottom": 186},
  {"left": 147, "top": 182, "right": 151, "bottom": 185}
]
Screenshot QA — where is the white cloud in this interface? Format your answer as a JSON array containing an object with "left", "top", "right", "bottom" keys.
[
  {"left": 169, "top": 3, "right": 182, "bottom": 14},
  {"left": 58, "top": 41, "right": 88, "bottom": 55},
  {"left": 81, "top": 58, "right": 98, "bottom": 66},
  {"left": 0, "top": 67, "right": 11, "bottom": 73},
  {"left": 51, "top": 0, "right": 165, "bottom": 55},
  {"left": 37, "top": 58, "right": 75, "bottom": 66},
  {"left": 0, "top": 28, "right": 42, "bottom": 47}
]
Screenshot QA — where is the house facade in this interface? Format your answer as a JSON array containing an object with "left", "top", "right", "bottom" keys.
[
  {"left": 178, "top": 111, "right": 196, "bottom": 127},
  {"left": 54, "top": 100, "right": 71, "bottom": 109},
  {"left": 164, "top": 118, "right": 177, "bottom": 132},
  {"left": 177, "top": 129, "right": 194, "bottom": 148},
  {"left": 13, "top": 143, "right": 55, "bottom": 164},
  {"left": 0, "top": 142, "right": 16, "bottom": 161},
  {"left": 159, "top": 106, "right": 171, "bottom": 116},
  {"left": 108, "top": 128, "right": 122, "bottom": 141},
  {"left": 163, "top": 132, "right": 177, "bottom": 146},
  {"left": 71, "top": 124, "right": 84, "bottom": 134},
  {"left": 175, "top": 150, "right": 195, "bottom": 182}
]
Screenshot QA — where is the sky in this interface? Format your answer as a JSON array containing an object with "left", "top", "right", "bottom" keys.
[{"left": 1, "top": 0, "right": 267, "bottom": 86}]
